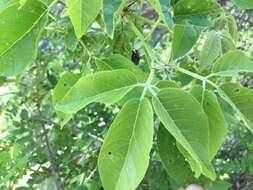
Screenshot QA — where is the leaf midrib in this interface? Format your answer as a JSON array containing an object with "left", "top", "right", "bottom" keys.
[
  {"left": 153, "top": 96, "right": 203, "bottom": 168},
  {"left": 115, "top": 100, "right": 142, "bottom": 190},
  {"left": 58, "top": 84, "right": 138, "bottom": 113}
]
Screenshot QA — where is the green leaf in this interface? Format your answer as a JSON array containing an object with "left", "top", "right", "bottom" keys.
[
  {"left": 173, "top": 0, "right": 221, "bottom": 26},
  {"left": 157, "top": 124, "right": 196, "bottom": 186},
  {"left": 221, "top": 83, "right": 253, "bottom": 133},
  {"left": 231, "top": 0, "right": 253, "bottom": 10},
  {"left": 64, "top": 23, "right": 78, "bottom": 51},
  {"left": 96, "top": 54, "right": 150, "bottom": 105},
  {"left": 226, "top": 14, "right": 238, "bottom": 43},
  {"left": 147, "top": 0, "right": 173, "bottom": 27},
  {"left": 200, "top": 31, "right": 222, "bottom": 67},
  {"left": 152, "top": 88, "right": 215, "bottom": 180},
  {"left": 96, "top": 54, "right": 148, "bottom": 82},
  {"left": 66, "top": 0, "right": 102, "bottom": 39},
  {"left": 0, "top": 0, "right": 48, "bottom": 76},
  {"left": 212, "top": 50, "right": 253, "bottom": 76},
  {"left": 55, "top": 69, "right": 138, "bottom": 114},
  {"left": 155, "top": 80, "right": 179, "bottom": 89},
  {"left": 208, "top": 180, "right": 232, "bottom": 190},
  {"left": 172, "top": 24, "right": 201, "bottom": 59},
  {"left": 19, "top": 0, "right": 28, "bottom": 8},
  {"left": 191, "top": 86, "right": 227, "bottom": 160},
  {"left": 98, "top": 98, "right": 153, "bottom": 190},
  {"left": 220, "top": 30, "right": 236, "bottom": 54},
  {"left": 103, "top": 0, "right": 127, "bottom": 38},
  {"left": 53, "top": 72, "right": 82, "bottom": 126}
]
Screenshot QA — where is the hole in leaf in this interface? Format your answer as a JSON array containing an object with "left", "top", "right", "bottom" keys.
[
  {"left": 234, "top": 88, "right": 240, "bottom": 93},
  {"left": 108, "top": 152, "right": 112, "bottom": 155},
  {"left": 63, "top": 83, "right": 67, "bottom": 87}
]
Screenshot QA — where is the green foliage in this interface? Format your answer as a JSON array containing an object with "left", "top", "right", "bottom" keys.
[
  {"left": 221, "top": 83, "right": 253, "bottom": 133},
  {"left": 66, "top": 0, "right": 102, "bottom": 38},
  {"left": 200, "top": 31, "right": 222, "bottom": 67},
  {"left": 0, "top": 0, "right": 252, "bottom": 189},
  {"left": 171, "top": 24, "right": 201, "bottom": 59},
  {"left": 152, "top": 88, "right": 215, "bottom": 180},
  {"left": 55, "top": 69, "right": 138, "bottom": 114},
  {"left": 103, "top": 0, "right": 127, "bottom": 37},
  {"left": 147, "top": 0, "right": 173, "bottom": 27},
  {"left": 0, "top": 0, "right": 47, "bottom": 76},
  {"left": 98, "top": 98, "right": 153, "bottom": 190},
  {"left": 231, "top": 0, "right": 253, "bottom": 10},
  {"left": 190, "top": 86, "right": 227, "bottom": 160},
  {"left": 157, "top": 125, "right": 196, "bottom": 186},
  {"left": 213, "top": 50, "right": 253, "bottom": 76}
]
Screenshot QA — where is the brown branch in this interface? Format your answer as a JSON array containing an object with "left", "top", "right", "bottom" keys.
[{"left": 42, "top": 125, "right": 64, "bottom": 190}]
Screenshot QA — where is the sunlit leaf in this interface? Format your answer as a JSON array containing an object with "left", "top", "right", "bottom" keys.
[
  {"left": 55, "top": 69, "right": 138, "bottom": 114},
  {"left": 0, "top": 0, "right": 48, "bottom": 76},
  {"left": 98, "top": 98, "right": 153, "bottom": 190},
  {"left": 66, "top": 0, "right": 102, "bottom": 38}
]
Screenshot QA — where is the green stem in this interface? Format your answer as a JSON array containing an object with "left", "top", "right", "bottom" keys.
[
  {"left": 141, "top": 69, "right": 155, "bottom": 99},
  {"left": 170, "top": 64, "right": 206, "bottom": 81},
  {"left": 128, "top": 20, "right": 156, "bottom": 98},
  {"left": 167, "top": 64, "right": 253, "bottom": 132},
  {"left": 48, "top": 0, "right": 61, "bottom": 9},
  {"left": 145, "top": 17, "right": 162, "bottom": 41},
  {"left": 127, "top": 13, "right": 172, "bottom": 33},
  {"left": 128, "top": 20, "right": 154, "bottom": 68}
]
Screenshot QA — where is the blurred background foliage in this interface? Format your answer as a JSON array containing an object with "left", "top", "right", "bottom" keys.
[{"left": 0, "top": 0, "right": 252, "bottom": 189}]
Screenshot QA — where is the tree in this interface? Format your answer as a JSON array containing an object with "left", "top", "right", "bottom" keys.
[{"left": 0, "top": 0, "right": 252, "bottom": 189}]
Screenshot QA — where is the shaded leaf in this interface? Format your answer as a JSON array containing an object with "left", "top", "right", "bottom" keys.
[
  {"left": 53, "top": 72, "right": 81, "bottom": 126},
  {"left": 148, "top": 0, "right": 173, "bottom": 27},
  {"left": 172, "top": 24, "right": 201, "bottom": 59},
  {"left": 157, "top": 124, "right": 196, "bottom": 186},
  {"left": 152, "top": 88, "right": 215, "bottom": 180},
  {"left": 191, "top": 86, "right": 227, "bottom": 160},
  {"left": 200, "top": 31, "right": 222, "bottom": 67},
  {"left": 96, "top": 54, "right": 148, "bottom": 82},
  {"left": 156, "top": 80, "right": 179, "bottom": 89},
  {"left": 174, "top": 0, "right": 221, "bottom": 26},
  {"left": 103, "top": 0, "right": 128, "bottom": 37},
  {"left": 213, "top": 50, "right": 253, "bottom": 76},
  {"left": 208, "top": 180, "right": 232, "bottom": 190},
  {"left": 231, "top": 0, "right": 253, "bottom": 10},
  {"left": 221, "top": 83, "right": 253, "bottom": 133},
  {"left": 226, "top": 14, "right": 238, "bottom": 43},
  {"left": 220, "top": 30, "right": 236, "bottom": 53}
]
